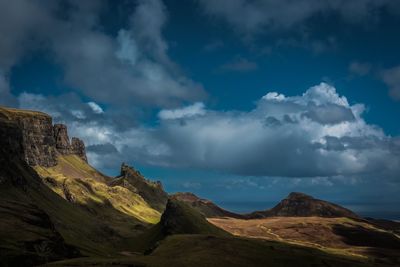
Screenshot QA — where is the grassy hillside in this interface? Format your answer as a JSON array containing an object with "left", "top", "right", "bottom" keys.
[
  {"left": 209, "top": 216, "right": 400, "bottom": 266},
  {"left": 46, "top": 199, "right": 380, "bottom": 267},
  {"left": 0, "top": 150, "right": 162, "bottom": 265},
  {"left": 35, "top": 155, "right": 161, "bottom": 225}
]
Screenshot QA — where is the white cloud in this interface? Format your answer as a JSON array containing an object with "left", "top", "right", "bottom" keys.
[
  {"left": 262, "top": 92, "right": 285, "bottom": 101},
  {"left": 87, "top": 102, "right": 104, "bottom": 114},
  {"left": 158, "top": 102, "right": 206, "bottom": 120},
  {"left": 77, "top": 83, "right": 399, "bottom": 180}
]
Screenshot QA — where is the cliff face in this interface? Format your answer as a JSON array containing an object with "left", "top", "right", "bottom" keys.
[
  {"left": 0, "top": 107, "right": 87, "bottom": 167},
  {"left": 53, "top": 124, "right": 87, "bottom": 162},
  {"left": 109, "top": 163, "right": 168, "bottom": 212}
]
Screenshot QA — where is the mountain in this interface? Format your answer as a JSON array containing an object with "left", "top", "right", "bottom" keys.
[
  {"left": 0, "top": 106, "right": 165, "bottom": 265},
  {"left": 1, "top": 106, "right": 398, "bottom": 266},
  {"left": 171, "top": 192, "right": 244, "bottom": 218},
  {"left": 246, "top": 192, "right": 359, "bottom": 219}
]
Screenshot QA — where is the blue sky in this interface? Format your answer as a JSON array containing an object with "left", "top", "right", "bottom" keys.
[{"left": 1, "top": 0, "right": 400, "bottom": 217}]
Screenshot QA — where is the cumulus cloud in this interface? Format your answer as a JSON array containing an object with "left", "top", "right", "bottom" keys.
[
  {"left": 382, "top": 66, "right": 400, "bottom": 101},
  {"left": 0, "top": 0, "right": 205, "bottom": 108},
  {"left": 52, "top": 82, "right": 397, "bottom": 181}
]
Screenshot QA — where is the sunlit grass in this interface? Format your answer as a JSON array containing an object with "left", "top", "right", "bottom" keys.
[{"left": 34, "top": 155, "right": 161, "bottom": 224}]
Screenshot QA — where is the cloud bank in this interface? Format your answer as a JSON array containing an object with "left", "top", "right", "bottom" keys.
[{"left": 19, "top": 83, "right": 400, "bottom": 181}]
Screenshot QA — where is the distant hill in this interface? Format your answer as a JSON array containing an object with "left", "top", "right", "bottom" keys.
[
  {"left": 171, "top": 192, "right": 244, "bottom": 218},
  {"left": 246, "top": 192, "right": 359, "bottom": 219}
]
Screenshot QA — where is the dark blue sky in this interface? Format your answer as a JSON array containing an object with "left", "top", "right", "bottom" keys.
[{"left": 1, "top": 0, "right": 400, "bottom": 217}]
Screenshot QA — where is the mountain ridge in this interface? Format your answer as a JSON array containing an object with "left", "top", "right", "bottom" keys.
[{"left": 1, "top": 106, "right": 399, "bottom": 266}]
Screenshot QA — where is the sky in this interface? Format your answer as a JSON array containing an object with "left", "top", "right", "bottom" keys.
[{"left": 1, "top": 0, "right": 400, "bottom": 218}]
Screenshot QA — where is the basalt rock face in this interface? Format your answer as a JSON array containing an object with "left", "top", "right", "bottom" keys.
[
  {"left": 53, "top": 124, "right": 71, "bottom": 154},
  {"left": 0, "top": 107, "right": 58, "bottom": 167},
  {"left": 53, "top": 124, "right": 87, "bottom": 162},
  {"left": 0, "top": 107, "right": 87, "bottom": 167},
  {"left": 71, "top": 137, "right": 87, "bottom": 162},
  {"left": 247, "top": 192, "right": 359, "bottom": 219}
]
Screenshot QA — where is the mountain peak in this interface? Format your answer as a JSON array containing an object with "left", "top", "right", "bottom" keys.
[
  {"left": 247, "top": 192, "right": 359, "bottom": 219},
  {"left": 286, "top": 192, "right": 314, "bottom": 200}
]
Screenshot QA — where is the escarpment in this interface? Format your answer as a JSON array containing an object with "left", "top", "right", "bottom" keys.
[{"left": 0, "top": 107, "right": 87, "bottom": 167}]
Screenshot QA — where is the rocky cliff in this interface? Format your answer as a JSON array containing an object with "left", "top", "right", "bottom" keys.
[
  {"left": 53, "top": 124, "right": 87, "bottom": 162},
  {"left": 0, "top": 107, "right": 87, "bottom": 167},
  {"left": 109, "top": 163, "right": 168, "bottom": 212}
]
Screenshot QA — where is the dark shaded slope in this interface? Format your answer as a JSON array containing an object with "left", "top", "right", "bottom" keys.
[
  {"left": 247, "top": 192, "right": 359, "bottom": 219},
  {"left": 0, "top": 145, "right": 80, "bottom": 266},
  {"left": 133, "top": 198, "right": 230, "bottom": 252},
  {"left": 160, "top": 198, "right": 231, "bottom": 236},
  {"left": 171, "top": 192, "right": 244, "bottom": 218}
]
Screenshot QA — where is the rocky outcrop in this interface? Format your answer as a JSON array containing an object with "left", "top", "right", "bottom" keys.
[
  {"left": 53, "top": 124, "right": 88, "bottom": 162},
  {"left": 246, "top": 192, "right": 359, "bottom": 219},
  {"left": 0, "top": 107, "right": 87, "bottom": 167},
  {"left": 53, "top": 124, "right": 71, "bottom": 154},
  {"left": 71, "top": 137, "right": 87, "bottom": 162},
  {"left": 110, "top": 163, "right": 168, "bottom": 212},
  {"left": 171, "top": 192, "right": 244, "bottom": 219}
]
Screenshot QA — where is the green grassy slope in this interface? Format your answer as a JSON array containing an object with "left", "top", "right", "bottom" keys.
[
  {"left": 0, "top": 150, "right": 157, "bottom": 265},
  {"left": 35, "top": 155, "right": 161, "bottom": 226}
]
